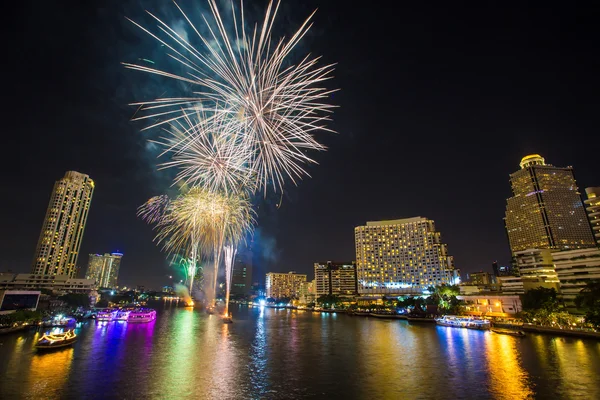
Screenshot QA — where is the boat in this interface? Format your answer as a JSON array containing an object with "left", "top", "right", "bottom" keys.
[
  {"left": 96, "top": 309, "right": 117, "bottom": 322},
  {"left": 128, "top": 308, "right": 157, "bottom": 323},
  {"left": 41, "top": 315, "right": 77, "bottom": 327},
  {"left": 492, "top": 328, "right": 525, "bottom": 337},
  {"left": 35, "top": 329, "right": 77, "bottom": 350},
  {"left": 0, "top": 323, "right": 28, "bottom": 335},
  {"left": 435, "top": 315, "right": 491, "bottom": 330},
  {"left": 222, "top": 314, "right": 233, "bottom": 323},
  {"left": 407, "top": 316, "right": 435, "bottom": 323}
]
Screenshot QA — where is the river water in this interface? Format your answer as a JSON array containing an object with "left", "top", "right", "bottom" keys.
[{"left": 1, "top": 303, "right": 599, "bottom": 399}]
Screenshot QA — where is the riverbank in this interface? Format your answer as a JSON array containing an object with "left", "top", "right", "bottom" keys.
[{"left": 521, "top": 324, "right": 600, "bottom": 340}]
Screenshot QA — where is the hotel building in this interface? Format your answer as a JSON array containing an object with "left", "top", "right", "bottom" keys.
[
  {"left": 265, "top": 272, "right": 307, "bottom": 299},
  {"left": 86, "top": 252, "right": 123, "bottom": 288},
  {"left": 585, "top": 187, "right": 600, "bottom": 245},
  {"left": 32, "top": 171, "right": 94, "bottom": 277},
  {"left": 354, "top": 217, "right": 459, "bottom": 295},
  {"left": 231, "top": 248, "right": 253, "bottom": 296},
  {"left": 553, "top": 248, "right": 600, "bottom": 305},
  {"left": 314, "top": 261, "right": 357, "bottom": 297},
  {"left": 504, "top": 155, "right": 595, "bottom": 254}
]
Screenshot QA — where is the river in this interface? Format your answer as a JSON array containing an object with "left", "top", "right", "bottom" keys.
[{"left": 1, "top": 303, "right": 599, "bottom": 399}]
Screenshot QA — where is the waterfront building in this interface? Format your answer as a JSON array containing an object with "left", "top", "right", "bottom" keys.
[
  {"left": 504, "top": 154, "right": 595, "bottom": 254},
  {"left": 231, "top": 248, "right": 253, "bottom": 296},
  {"left": 553, "top": 248, "right": 600, "bottom": 305},
  {"left": 314, "top": 261, "right": 357, "bottom": 297},
  {"left": 265, "top": 272, "right": 307, "bottom": 299},
  {"left": 0, "top": 273, "right": 94, "bottom": 294},
  {"left": 354, "top": 217, "right": 459, "bottom": 295},
  {"left": 86, "top": 252, "right": 123, "bottom": 288},
  {"left": 496, "top": 276, "right": 525, "bottom": 295},
  {"left": 514, "top": 248, "right": 560, "bottom": 291},
  {"left": 32, "top": 171, "right": 95, "bottom": 277},
  {"left": 466, "top": 271, "right": 495, "bottom": 285},
  {"left": 299, "top": 280, "right": 317, "bottom": 304},
  {"left": 585, "top": 187, "right": 600, "bottom": 245},
  {"left": 457, "top": 294, "right": 522, "bottom": 316},
  {"left": 0, "top": 290, "right": 41, "bottom": 313}
]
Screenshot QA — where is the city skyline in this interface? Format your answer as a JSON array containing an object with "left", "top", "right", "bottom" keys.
[{"left": 2, "top": 0, "right": 598, "bottom": 288}]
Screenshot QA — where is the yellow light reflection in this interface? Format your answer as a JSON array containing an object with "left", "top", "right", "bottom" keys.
[
  {"left": 26, "top": 346, "right": 74, "bottom": 398},
  {"left": 485, "top": 333, "right": 533, "bottom": 399}
]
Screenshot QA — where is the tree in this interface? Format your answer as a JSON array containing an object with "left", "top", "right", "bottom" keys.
[
  {"left": 317, "top": 294, "right": 341, "bottom": 308},
  {"left": 575, "top": 280, "right": 600, "bottom": 329},
  {"left": 59, "top": 293, "right": 90, "bottom": 309},
  {"left": 522, "top": 287, "right": 560, "bottom": 312}
]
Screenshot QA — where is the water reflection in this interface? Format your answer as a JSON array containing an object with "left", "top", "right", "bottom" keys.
[
  {"left": 1, "top": 306, "right": 600, "bottom": 399},
  {"left": 485, "top": 333, "right": 534, "bottom": 399}
]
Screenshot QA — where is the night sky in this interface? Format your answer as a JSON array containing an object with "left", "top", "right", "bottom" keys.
[{"left": 3, "top": 1, "right": 598, "bottom": 289}]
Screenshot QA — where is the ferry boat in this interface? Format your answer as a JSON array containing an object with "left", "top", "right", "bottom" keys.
[
  {"left": 491, "top": 328, "right": 525, "bottom": 337},
  {"left": 114, "top": 310, "right": 130, "bottom": 321},
  {"left": 36, "top": 329, "right": 77, "bottom": 350},
  {"left": 435, "top": 315, "right": 491, "bottom": 330},
  {"left": 41, "top": 315, "right": 77, "bottom": 327},
  {"left": 96, "top": 309, "right": 117, "bottom": 322},
  {"left": 128, "top": 308, "right": 157, "bottom": 323}
]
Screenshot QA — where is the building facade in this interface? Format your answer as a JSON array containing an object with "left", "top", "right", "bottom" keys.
[
  {"left": 32, "top": 171, "right": 95, "bottom": 277},
  {"left": 458, "top": 294, "right": 522, "bottom": 316},
  {"left": 231, "top": 248, "right": 253, "bottom": 296},
  {"left": 299, "top": 280, "right": 317, "bottom": 304},
  {"left": 0, "top": 273, "right": 94, "bottom": 294},
  {"left": 585, "top": 187, "right": 600, "bottom": 245},
  {"left": 504, "top": 155, "right": 595, "bottom": 254},
  {"left": 514, "top": 248, "right": 560, "bottom": 291},
  {"left": 553, "top": 248, "right": 600, "bottom": 304},
  {"left": 354, "top": 217, "right": 459, "bottom": 295},
  {"left": 265, "top": 272, "right": 307, "bottom": 299},
  {"left": 86, "top": 252, "right": 123, "bottom": 288},
  {"left": 467, "top": 271, "right": 495, "bottom": 285},
  {"left": 314, "top": 261, "right": 357, "bottom": 297}
]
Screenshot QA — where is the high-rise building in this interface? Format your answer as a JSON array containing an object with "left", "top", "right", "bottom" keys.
[
  {"left": 265, "top": 272, "right": 306, "bottom": 299},
  {"left": 466, "top": 271, "right": 495, "bottom": 286},
  {"left": 298, "top": 280, "right": 316, "bottom": 304},
  {"left": 32, "top": 171, "right": 94, "bottom": 277},
  {"left": 513, "top": 248, "right": 560, "bottom": 292},
  {"left": 584, "top": 187, "right": 600, "bottom": 245},
  {"left": 504, "top": 155, "right": 595, "bottom": 254},
  {"left": 492, "top": 261, "right": 518, "bottom": 277},
  {"left": 553, "top": 248, "right": 600, "bottom": 304},
  {"left": 314, "top": 261, "right": 357, "bottom": 296},
  {"left": 231, "top": 247, "right": 253, "bottom": 296},
  {"left": 354, "top": 217, "right": 459, "bottom": 295},
  {"left": 86, "top": 253, "right": 123, "bottom": 288}
]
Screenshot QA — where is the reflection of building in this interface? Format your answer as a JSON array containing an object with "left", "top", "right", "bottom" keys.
[
  {"left": 314, "top": 261, "right": 357, "bottom": 296},
  {"left": 355, "top": 217, "right": 459, "bottom": 295},
  {"left": 458, "top": 294, "right": 522, "bottom": 316},
  {"left": 32, "top": 171, "right": 95, "bottom": 277},
  {"left": 0, "top": 290, "right": 41, "bottom": 313},
  {"left": 553, "top": 248, "right": 600, "bottom": 304},
  {"left": 265, "top": 272, "right": 306, "bottom": 299},
  {"left": 231, "top": 248, "right": 253, "bottom": 296},
  {"left": 585, "top": 187, "right": 600, "bottom": 245},
  {"left": 0, "top": 273, "right": 94, "bottom": 294},
  {"left": 504, "top": 154, "right": 595, "bottom": 254},
  {"left": 86, "top": 253, "right": 123, "bottom": 288}
]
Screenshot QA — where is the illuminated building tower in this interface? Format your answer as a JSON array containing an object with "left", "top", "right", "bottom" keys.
[
  {"left": 584, "top": 187, "right": 600, "bottom": 245},
  {"left": 231, "top": 247, "right": 253, "bottom": 296},
  {"left": 314, "top": 261, "right": 357, "bottom": 296},
  {"left": 354, "top": 217, "right": 459, "bottom": 295},
  {"left": 265, "top": 272, "right": 307, "bottom": 299},
  {"left": 504, "top": 155, "right": 595, "bottom": 254},
  {"left": 86, "top": 252, "right": 123, "bottom": 288},
  {"left": 32, "top": 171, "right": 95, "bottom": 277}
]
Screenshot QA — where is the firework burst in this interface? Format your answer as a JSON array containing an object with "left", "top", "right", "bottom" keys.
[{"left": 124, "top": 0, "right": 337, "bottom": 194}]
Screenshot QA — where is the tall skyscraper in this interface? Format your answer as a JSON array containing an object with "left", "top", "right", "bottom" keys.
[
  {"left": 32, "top": 171, "right": 94, "bottom": 277},
  {"left": 314, "top": 261, "right": 357, "bottom": 296},
  {"left": 504, "top": 155, "right": 595, "bottom": 254},
  {"left": 585, "top": 187, "right": 600, "bottom": 245},
  {"left": 231, "top": 247, "right": 253, "bottom": 296},
  {"left": 86, "top": 252, "right": 123, "bottom": 288},
  {"left": 354, "top": 217, "right": 459, "bottom": 295},
  {"left": 265, "top": 272, "right": 307, "bottom": 299}
]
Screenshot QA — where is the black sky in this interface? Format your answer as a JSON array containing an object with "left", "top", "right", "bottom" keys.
[{"left": 2, "top": 1, "right": 598, "bottom": 289}]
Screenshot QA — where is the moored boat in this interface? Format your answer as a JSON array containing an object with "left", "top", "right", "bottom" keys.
[
  {"left": 96, "top": 309, "right": 117, "bottom": 322},
  {"left": 35, "top": 329, "right": 77, "bottom": 350},
  {"left": 128, "top": 308, "right": 157, "bottom": 323},
  {"left": 492, "top": 328, "right": 525, "bottom": 337},
  {"left": 435, "top": 315, "right": 491, "bottom": 330}
]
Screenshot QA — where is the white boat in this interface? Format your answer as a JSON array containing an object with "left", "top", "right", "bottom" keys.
[
  {"left": 96, "top": 310, "right": 117, "bottom": 321},
  {"left": 435, "top": 315, "right": 491, "bottom": 330},
  {"left": 127, "top": 308, "right": 157, "bottom": 323}
]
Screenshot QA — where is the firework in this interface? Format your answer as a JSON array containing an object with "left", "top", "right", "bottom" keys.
[{"left": 124, "top": 0, "right": 337, "bottom": 194}]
